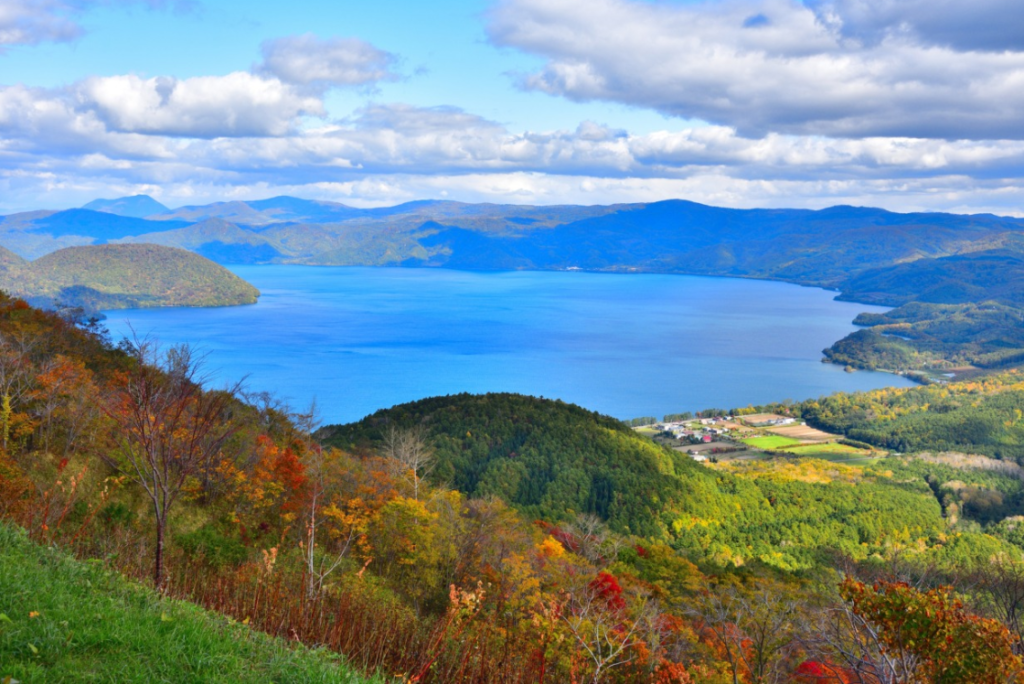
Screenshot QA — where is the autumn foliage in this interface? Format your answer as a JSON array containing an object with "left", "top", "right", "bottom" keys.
[
  {"left": 3, "top": 291, "right": 1024, "bottom": 683},
  {"left": 840, "top": 578, "right": 1023, "bottom": 684}
]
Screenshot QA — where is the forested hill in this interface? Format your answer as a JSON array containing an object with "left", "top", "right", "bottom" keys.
[
  {"left": 319, "top": 392, "right": 947, "bottom": 566},
  {"left": 320, "top": 393, "right": 705, "bottom": 536},
  {"left": 0, "top": 243, "right": 259, "bottom": 311}
]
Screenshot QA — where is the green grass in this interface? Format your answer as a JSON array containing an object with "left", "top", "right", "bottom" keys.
[
  {"left": 0, "top": 523, "right": 376, "bottom": 684},
  {"left": 741, "top": 435, "right": 803, "bottom": 450}
]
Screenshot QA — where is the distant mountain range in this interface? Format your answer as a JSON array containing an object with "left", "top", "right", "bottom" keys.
[
  {"left": 1, "top": 195, "right": 1022, "bottom": 294},
  {"left": 83, "top": 195, "right": 170, "bottom": 218},
  {"left": 3, "top": 194, "right": 1024, "bottom": 371}
]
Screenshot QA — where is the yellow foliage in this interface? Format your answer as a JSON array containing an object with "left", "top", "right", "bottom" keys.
[{"left": 537, "top": 536, "right": 565, "bottom": 559}]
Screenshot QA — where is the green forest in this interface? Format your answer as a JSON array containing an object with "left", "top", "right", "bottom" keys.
[{"left": 0, "top": 243, "right": 259, "bottom": 311}]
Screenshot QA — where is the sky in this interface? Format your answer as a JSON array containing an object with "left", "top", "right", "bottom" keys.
[{"left": 1, "top": 0, "right": 1024, "bottom": 214}]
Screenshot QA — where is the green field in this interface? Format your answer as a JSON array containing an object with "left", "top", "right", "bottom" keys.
[
  {"left": 783, "top": 442, "right": 882, "bottom": 465},
  {"left": 0, "top": 523, "right": 373, "bottom": 684},
  {"left": 742, "top": 435, "right": 803, "bottom": 449}
]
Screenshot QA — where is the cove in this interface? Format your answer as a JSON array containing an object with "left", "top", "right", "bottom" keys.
[{"left": 103, "top": 266, "right": 917, "bottom": 425}]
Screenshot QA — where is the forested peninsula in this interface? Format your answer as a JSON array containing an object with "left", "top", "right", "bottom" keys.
[
  {"left": 0, "top": 243, "right": 259, "bottom": 311},
  {"left": 6, "top": 292, "right": 1024, "bottom": 681}
]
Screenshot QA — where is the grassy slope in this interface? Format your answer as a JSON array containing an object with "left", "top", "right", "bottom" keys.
[
  {"left": 0, "top": 244, "right": 259, "bottom": 310},
  {"left": 0, "top": 523, "right": 375, "bottom": 684}
]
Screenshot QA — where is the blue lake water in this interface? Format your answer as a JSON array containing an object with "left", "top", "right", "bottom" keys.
[{"left": 103, "top": 266, "right": 916, "bottom": 425}]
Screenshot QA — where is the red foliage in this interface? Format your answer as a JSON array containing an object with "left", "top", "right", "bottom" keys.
[
  {"left": 590, "top": 570, "right": 626, "bottom": 611},
  {"left": 795, "top": 661, "right": 828, "bottom": 680},
  {"left": 270, "top": 446, "right": 306, "bottom": 512}
]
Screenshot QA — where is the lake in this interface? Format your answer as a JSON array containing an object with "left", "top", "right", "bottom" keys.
[{"left": 103, "top": 266, "right": 916, "bottom": 425}]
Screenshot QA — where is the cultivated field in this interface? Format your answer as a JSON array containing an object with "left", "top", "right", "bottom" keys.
[
  {"left": 738, "top": 413, "right": 788, "bottom": 425},
  {"left": 783, "top": 442, "right": 882, "bottom": 465},
  {"left": 768, "top": 424, "right": 837, "bottom": 442},
  {"left": 742, "top": 435, "right": 803, "bottom": 449}
]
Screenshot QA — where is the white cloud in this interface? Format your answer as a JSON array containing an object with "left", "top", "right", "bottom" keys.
[
  {"left": 76, "top": 73, "right": 324, "bottom": 138},
  {"left": 0, "top": 0, "right": 81, "bottom": 48},
  {"left": 4, "top": 82, "right": 1024, "bottom": 181},
  {"left": 487, "top": 0, "right": 1024, "bottom": 139},
  {"left": 3, "top": 74, "right": 1024, "bottom": 215},
  {"left": 257, "top": 34, "right": 398, "bottom": 88}
]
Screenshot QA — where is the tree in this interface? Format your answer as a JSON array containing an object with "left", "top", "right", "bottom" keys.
[
  {"left": 809, "top": 578, "right": 1024, "bottom": 684},
  {"left": 563, "top": 513, "right": 622, "bottom": 566},
  {"left": 0, "top": 334, "right": 34, "bottom": 452},
  {"left": 301, "top": 445, "right": 367, "bottom": 598},
  {"left": 382, "top": 424, "right": 435, "bottom": 500},
  {"left": 688, "top": 584, "right": 799, "bottom": 684},
  {"left": 972, "top": 554, "right": 1024, "bottom": 653},
  {"left": 103, "top": 340, "right": 240, "bottom": 588},
  {"left": 559, "top": 570, "right": 666, "bottom": 684}
]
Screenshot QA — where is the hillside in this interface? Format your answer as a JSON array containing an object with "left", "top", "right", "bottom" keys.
[
  {"left": 321, "top": 393, "right": 705, "bottom": 537},
  {"left": 0, "top": 523, "right": 372, "bottom": 683},
  {"left": 0, "top": 243, "right": 259, "bottom": 310},
  {"left": 320, "top": 392, "right": 949, "bottom": 566},
  {"left": 3, "top": 293, "right": 1024, "bottom": 681}
]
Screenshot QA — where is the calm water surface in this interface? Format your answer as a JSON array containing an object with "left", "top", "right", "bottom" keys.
[{"left": 103, "top": 266, "right": 916, "bottom": 424}]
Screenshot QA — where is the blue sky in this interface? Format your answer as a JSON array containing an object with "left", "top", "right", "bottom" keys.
[{"left": 2, "top": 0, "right": 1024, "bottom": 214}]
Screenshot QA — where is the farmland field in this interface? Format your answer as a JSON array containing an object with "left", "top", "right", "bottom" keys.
[
  {"left": 742, "top": 435, "right": 803, "bottom": 449},
  {"left": 768, "top": 424, "right": 837, "bottom": 441},
  {"left": 783, "top": 442, "right": 882, "bottom": 464}
]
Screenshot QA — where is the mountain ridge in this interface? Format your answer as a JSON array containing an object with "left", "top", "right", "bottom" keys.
[{"left": 82, "top": 194, "right": 169, "bottom": 218}]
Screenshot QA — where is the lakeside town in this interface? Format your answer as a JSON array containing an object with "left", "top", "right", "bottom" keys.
[{"left": 634, "top": 412, "right": 884, "bottom": 465}]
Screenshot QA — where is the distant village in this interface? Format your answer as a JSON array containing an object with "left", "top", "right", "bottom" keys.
[{"left": 635, "top": 412, "right": 870, "bottom": 464}]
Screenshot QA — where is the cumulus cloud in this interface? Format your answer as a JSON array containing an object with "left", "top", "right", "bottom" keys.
[
  {"left": 257, "top": 34, "right": 398, "bottom": 88},
  {"left": 2, "top": 69, "right": 1024, "bottom": 215},
  {"left": 76, "top": 73, "right": 324, "bottom": 137},
  {"left": 0, "top": 29, "right": 398, "bottom": 139},
  {"left": 3, "top": 81, "right": 1024, "bottom": 185},
  {"left": 487, "top": 0, "right": 1024, "bottom": 139}
]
